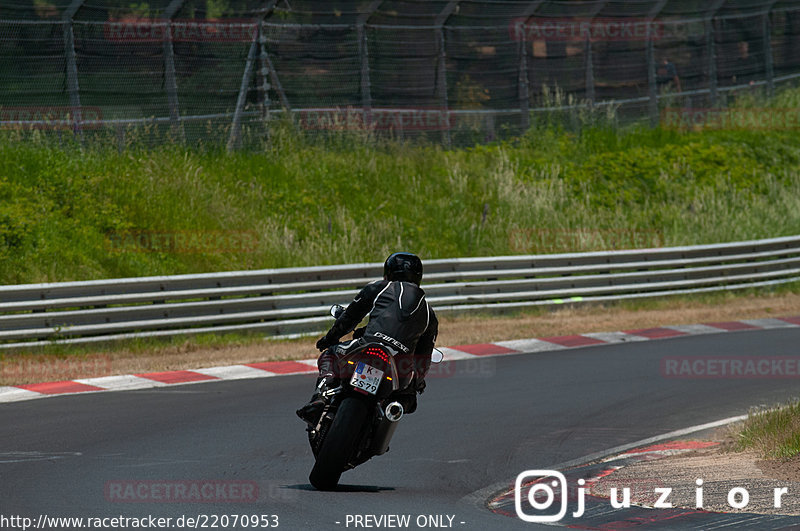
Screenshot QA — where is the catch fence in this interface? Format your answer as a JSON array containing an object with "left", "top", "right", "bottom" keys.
[{"left": 1, "top": 1, "right": 800, "bottom": 147}]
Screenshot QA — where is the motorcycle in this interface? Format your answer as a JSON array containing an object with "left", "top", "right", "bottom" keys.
[{"left": 305, "top": 304, "right": 442, "bottom": 490}]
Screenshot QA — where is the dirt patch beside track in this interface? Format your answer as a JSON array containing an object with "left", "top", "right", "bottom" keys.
[{"left": 590, "top": 438, "right": 800, "bottom": 515}]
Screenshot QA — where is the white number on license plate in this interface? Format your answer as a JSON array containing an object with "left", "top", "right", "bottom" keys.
[{"left": 350, "top": 362, "right": 384, "bottom": 395}]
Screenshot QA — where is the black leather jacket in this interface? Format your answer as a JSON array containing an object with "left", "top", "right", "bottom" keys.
[{"left": 318, "top": 279, "right": 438, "bottom": 384}]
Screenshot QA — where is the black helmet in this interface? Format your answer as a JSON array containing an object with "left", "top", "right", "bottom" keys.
[{"left": 383, "top": 252, "right": 423, "bottom": 285}]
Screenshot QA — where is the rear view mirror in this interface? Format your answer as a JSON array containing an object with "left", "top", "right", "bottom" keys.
[
  {"left": 330, "top": 304, "right": 345, "bottom": 319},
  {"left": 431, "top": 348, "right": 444, "bottom": 364}
]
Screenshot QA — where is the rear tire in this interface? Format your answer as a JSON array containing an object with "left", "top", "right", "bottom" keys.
[{"left": 309, "top": 397, "right": 369, "bottom": 490}]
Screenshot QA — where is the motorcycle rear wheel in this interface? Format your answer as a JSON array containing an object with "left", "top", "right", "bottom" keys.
[{"left": 309, "top": 397, "right": 369, "bottom": 490}]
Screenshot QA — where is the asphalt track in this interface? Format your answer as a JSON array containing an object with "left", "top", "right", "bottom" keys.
[{"left": 3, "top": 328, "right": 800, "bottom": 531}]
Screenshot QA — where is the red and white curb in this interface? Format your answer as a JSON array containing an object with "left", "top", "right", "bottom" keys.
[{"left": 1, "top": 316, "right": 798, "bottom": 404}]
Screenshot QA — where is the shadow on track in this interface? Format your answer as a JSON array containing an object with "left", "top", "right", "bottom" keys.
[{"left": 285, "top": 484, "right": 396, "bottom": 493}]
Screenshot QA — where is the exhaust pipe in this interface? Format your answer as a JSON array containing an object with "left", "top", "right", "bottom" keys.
[{"left": 384, "top": 401, "right": 404, "bottom": 422}]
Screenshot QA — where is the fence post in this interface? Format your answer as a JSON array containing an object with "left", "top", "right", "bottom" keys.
[
  {"left": 516, "top": 2, "right": 545, "bottom": 134},
  {"left": 647, "top": 27, "right": 658, "bottom": 126},
  {"left": 583, "top": 2, "right": 609, "bottom": 112},
  {"left": 357, "top": 25, "right": 371, "bottom": 126},
  {"left": 518, "top": 38, "right": 530, "bottom": 131},
  {"left": 584, "top": 35, "right": 595, "bottom": 107},
  {"left": 647, "top": 0, "right": 669, "bottom": 127},
  {"left": 436, "top": 28, "right": 451, "bottom": 145},
  {"left": 257, "top": 28, "right": 271, "bottom": 125},
  {"left": 705, "top": 0, "right": 726, "bottom": 108},
  {"left": 62, "top": 0, "right": 85, "bottom": 136},
  {"left": 228, "top": 2, "right": 279, "bottom": 150},
  {"left": 761, "top": 13, "right": 775, "bottom": 98},
  {"left": 357, "top": 1, "right": 382, "bottom": 128},
  {"left": 706, "top": 21, "right": 718, "bottom": 107},
  {"left": 162, "top": 0, "right": 185, "bottom": 140},
  {"left": 763, "top": 11, "right": 775, "bottom": 98},
  {"left": 435, "top": 1, "right": 459, "bottom": 146},
  {"left": 227, "top": 38, "right": 258, "bottom": 151}
]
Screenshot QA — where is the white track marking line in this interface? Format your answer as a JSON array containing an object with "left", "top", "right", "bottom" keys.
[
  {"left": 582, "top": 332, "right": 650, "bottom": 344},
  {"left": 668, "top": 324, "right": 726, "bottom": 335},
  {"left": 495, "top": 338, "right": 567, "bottom": 352},
  {"left": 461, "top": 414, "right": 749, "bottom": 510},
  {"left": 74, "top": 375, "right": 167, "bottom": 390},
  {"left": 741, "top": 318, "right": 798, "bottom": 329},
  {"left": 192, "top": 365, "right": 276, "bottom": 380},
  {"left": 0, "top": 386, "right": 42, "bottom": 402}
]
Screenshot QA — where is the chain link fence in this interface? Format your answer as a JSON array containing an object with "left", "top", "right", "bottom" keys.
[{"left": 2, "top": 1, "right": 800, "bottom": 148}]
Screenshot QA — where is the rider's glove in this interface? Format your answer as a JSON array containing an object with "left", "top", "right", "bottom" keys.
[{"left": 316, "top": 333, "right": 336, "bottom": 351}]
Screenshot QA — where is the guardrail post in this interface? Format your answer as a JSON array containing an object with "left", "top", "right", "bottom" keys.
[{"left": 63, "top": 0, "right": 85, "bottom": 136}]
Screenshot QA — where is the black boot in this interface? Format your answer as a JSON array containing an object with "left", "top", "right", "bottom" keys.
[
  {"left": 296, "top": 373, "right": 337, "bottom": 424},
  {"left": 296, "top": 392, "right": 326, "bottom": 424}
]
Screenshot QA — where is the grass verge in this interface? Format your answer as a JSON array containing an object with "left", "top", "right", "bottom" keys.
[
  {"left": 2, "top": 87, "right": 800, "bottom": 283},
  {"left": 735, "top": 401, "right": 800, "bottom": 460}
]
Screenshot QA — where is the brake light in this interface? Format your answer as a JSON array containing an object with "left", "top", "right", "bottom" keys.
[{"left": 364, "top": 346, "right": 391, "bottom": 363}]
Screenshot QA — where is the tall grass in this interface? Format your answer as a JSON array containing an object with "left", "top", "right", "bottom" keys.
[
  {"left": 736, "top": 401, "right": 800, "bottom": 459},
  {"left": 2, "top": 89, "right": 800, "bottom": 284}
]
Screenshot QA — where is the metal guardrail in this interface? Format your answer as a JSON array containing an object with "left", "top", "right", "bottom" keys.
[{"left": 1, "top": 235, "right": 799, "bottom": 349}]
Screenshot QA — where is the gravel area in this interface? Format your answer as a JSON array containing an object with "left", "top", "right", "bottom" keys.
[{"left": 591, "top": 443, "right": 800, "bottom": 515}]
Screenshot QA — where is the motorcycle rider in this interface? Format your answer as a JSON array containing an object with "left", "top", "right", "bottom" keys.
[{"left": 297, "top": 252, "right": 438, "bottom": 423}]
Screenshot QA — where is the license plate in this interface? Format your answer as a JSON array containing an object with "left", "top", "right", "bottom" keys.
[{"left": 350, "top": 361, "right": 383, "bottom": 395}]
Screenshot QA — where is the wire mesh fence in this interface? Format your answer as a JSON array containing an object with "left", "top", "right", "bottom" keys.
[{"left": 2, "top": 0, "right": 800, "bottom": 148}]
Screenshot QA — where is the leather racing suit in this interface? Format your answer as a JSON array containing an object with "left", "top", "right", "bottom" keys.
[{"left": 317, "top": 279, "right": 438, "bottom": 407}]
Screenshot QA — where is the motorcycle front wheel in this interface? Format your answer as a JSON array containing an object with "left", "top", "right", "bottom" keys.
[{"left": 309, "top": 396, "right": 369, "bottom": 490}]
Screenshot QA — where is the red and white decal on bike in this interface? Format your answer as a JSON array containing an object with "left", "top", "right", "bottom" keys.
[{"left": 350, "top": 362, "right": 383, "bottom": 395}]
